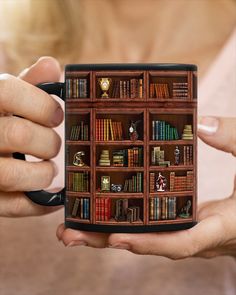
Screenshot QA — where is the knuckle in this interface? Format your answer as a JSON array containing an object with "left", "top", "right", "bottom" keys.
[
  {"left": 47, "top": 131, "right": 61, "bottom": 158},
  {"left": 0, "top": 74, "right": 16, "bottom": 111},
  {"left": 41, "top": 163, "right": 55, "bottom": 187},
  {"left": 0, "top": 164, "right": 19, "bottom": 191},
  {"left": 5, "top": 119, "right": 33, "bottom": 148}
]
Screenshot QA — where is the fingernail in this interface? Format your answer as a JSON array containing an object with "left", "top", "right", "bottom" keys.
[
  {"left": 108, "top": 243, "right": 130, "bottom": 250},
  {"left": 67, "top": 240, "right": 88, "bottom": 247},
  {"left": 51, "top": 106, "right": 63, "bottom": 126},
  {"left": 198, "top": 116, "right": 219, "bottom": 135}
]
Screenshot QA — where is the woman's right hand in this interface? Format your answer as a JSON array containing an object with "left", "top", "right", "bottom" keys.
[{"left": 0, "top": 57, "right": 64, "bottom": 217}]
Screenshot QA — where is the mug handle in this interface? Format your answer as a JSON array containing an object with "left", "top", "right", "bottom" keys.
[{"left": 13, "top": 82, "right": 65, "bottom": 206}]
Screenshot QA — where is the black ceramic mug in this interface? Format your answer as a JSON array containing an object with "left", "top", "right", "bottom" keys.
[{"left": 14, "top": 63, "right": 197, "bottom": 233}]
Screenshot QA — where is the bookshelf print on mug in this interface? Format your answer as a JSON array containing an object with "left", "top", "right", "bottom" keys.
[{"left": 65, "top": 64, "right": 197, "bottom": 233}]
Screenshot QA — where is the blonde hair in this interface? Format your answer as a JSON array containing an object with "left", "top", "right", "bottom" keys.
[
  {"left": 0, "top": 0, "right": 236, "bottom": 75},
  {"left": 0, "top": 0, "right": 84, "bottom": 73}
]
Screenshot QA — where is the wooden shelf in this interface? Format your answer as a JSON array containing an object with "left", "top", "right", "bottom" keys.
[
  {"left": 66, "top": 166, "right": 91, "bottom": 171},
  {"left": 65, "top": 65, "right": 197, "bottom": 231},
  {"left": 96, "top": 166, "right": 144, "bottom": 172},
  {"left": 95, "top": 140, "right": 144, "bottom": 145},
  {"left": 66, "top": 140, "right": 90, "bottom": 145},
  {"left": 149, "top": 165, "right": 193, "bottom": 171},
  {"left": 95, "top": 218, "right": 143, "bottom": 225},
  {"left": 66, "top": 191, "right": 91, "bottom": 197},
  {"left": 96, "top": 192, "right": 144, "bottom": 198},
  {"left": 149, "top": 140, "right": 194, "bottom": 145},
  {"left": 66, "top": 217, "right": 91, "bottom": 223},
  {"left": 149, "top": 191, "right": 193, "bottom": 197},
  {"left": 148, "top": 217, "right": 193, "bottom": 224}
]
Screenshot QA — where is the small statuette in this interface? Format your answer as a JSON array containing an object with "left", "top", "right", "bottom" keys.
[
  {"left": 99, "top": 77, "right": 112, "bottom": 98},
  {"left": 174, "top": 145, "right": 180, "bottom": 165},
  {"left": 179, "top": 200, "right": 192, "bottom": 218},
  {"left": 73, "top": 151, "right": 85, "bottom": 167},
  {"left": 156, "top": 172, "right": 167, "bottom": 192}
]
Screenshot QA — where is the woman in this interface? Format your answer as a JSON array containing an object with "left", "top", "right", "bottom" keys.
[{"left": 0, "top": 1, "right": 236, "bottom": 294}]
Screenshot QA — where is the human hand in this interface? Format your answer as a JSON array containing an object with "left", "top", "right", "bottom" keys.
[
  {"left": 57, "top": 117, "right": 236, "bottom": 259},
  {"left": 0, "top": 57, "right": 64, "bottom": 217}
]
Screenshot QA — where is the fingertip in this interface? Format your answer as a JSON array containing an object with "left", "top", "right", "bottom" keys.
[
  {"left": 56, "top": 223, "right": 65, "bottom": 241},
  {"left": 18, "top": 56, "right": 62, "bottom": 84}
]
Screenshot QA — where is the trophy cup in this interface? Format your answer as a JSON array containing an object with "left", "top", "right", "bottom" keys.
[
  {"left": 73, "top": 151, "right": 85, "bottom": 167},
  {"left": 99, "top": 77, "right": 111, "bottom": 98}
]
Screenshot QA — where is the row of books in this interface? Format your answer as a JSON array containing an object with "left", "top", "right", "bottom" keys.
[
  {"left": 95, "top": 198, "right": 141, "bottom": 222},
  {"left": 69, "top": 122, "right": 89, "bottom": 141},
  {"left": 111, "top": 147, "right": 143, "bottom": 167},
  {"left": 170, "top": 171, "right": 194, "bottom": 191},
  {"left": 152, "top": 120, "right": 179, "bottom": 140},
  {"left": 95, "top": 119, "right": 123, "bottom": 141},
  {"left": 105, "top": 78, "right": 143, "bottom": 99},
  {"left": 95, "top": 198, "right": 111, "bottom": 221},
  {"left": 67, "top": 172, "right": 89, "bottom": 192},
  {"left": 183, "top": 145, "right": 193, "bottom": 165},
  {"left": 71, "top": 197, "right": 90, "bottom": 219},
  {"left": 123, "top": 172, "right": 143, "bottom": 193},
  {"left": 149, "top": 197, "right": 177, "bottom": 220},
  {"left": 66, "top": 78, "right": 88, "bottom": 99},
  {"left": 150, "top": 83, "right": 170, "bottom": 98}
]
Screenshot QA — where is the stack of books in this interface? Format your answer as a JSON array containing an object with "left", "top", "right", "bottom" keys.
[
  {"left": 112, "top": 150, "right": 125, "bottom": 167},
  {"left": 172, "top": 82, "right": 188, "bottom": 98},
  {"left": 182, "top": 125, "right": 193, "bottom": 140},
  {"left": 170, "top": 171, "right": 193, "bottom": 192},
  {"left": 98, "top": 150, "right": 111, "bottom": 166}
]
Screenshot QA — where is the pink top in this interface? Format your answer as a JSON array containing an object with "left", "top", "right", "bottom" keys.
[{"left": 0, "top": 30, "right": 235, "bottom": 295}]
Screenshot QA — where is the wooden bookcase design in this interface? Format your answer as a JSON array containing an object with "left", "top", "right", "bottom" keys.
[{"left": 65, "top": 64, "right": 197, "bottom": 233}]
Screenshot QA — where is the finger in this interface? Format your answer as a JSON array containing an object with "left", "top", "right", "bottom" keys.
[
  {"left": 18, "top": 56, "right": 61, "bottom": 85},
  {"left": 198, "top": 116, "right": 236, "bottom": 156},
  {"left": 58, "top": 226, "right": 109, "bottom": 248},
  {"left": 0, "top": 74, "right": 63, "bottom": 127},
  {"left": 0, "top": 158, "right": 57, "bottom": 191},
  {"left": 108, "top": 215, "right": 226, "bottom": 259},
  {"left": 0, "top": 116, "right": 61, "bottom": 159},
  {"left": 0, "top": 191, "right": 62, "bottom": 217}
]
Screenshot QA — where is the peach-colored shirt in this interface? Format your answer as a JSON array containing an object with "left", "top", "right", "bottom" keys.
[{"left": 0, "top": 30, "right": 236, "bottom": 295}]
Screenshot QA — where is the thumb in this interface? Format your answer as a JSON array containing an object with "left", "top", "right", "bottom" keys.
[
  {"left": 198, "top": 116, "right": 236, "bottom": 156},
  {"left": 18, "top": 56, "right": 61, "bottom": 85}
]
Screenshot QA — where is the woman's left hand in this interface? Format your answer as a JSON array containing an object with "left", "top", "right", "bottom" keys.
[{"left": 57, "top": 117, "right": 236, "bottom": 259}]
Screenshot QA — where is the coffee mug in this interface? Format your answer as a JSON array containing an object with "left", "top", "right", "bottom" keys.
[{"left": 13, "top": 63, "right": 197, "bottom": 233}]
